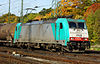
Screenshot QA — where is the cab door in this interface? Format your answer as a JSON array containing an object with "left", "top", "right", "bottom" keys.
[{"left": 56, "top": 22, "right": 64, "bottom": 40}]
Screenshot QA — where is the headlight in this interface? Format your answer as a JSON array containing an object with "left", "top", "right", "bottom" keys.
[
  {"left": 71, "top": 38, "right": 75, "bottom": 40},
  {"left": 83, "top": 38, "right": 88, "bottom": 40}
]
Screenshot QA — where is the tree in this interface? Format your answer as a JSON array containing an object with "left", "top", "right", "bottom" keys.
[
  {"left": 49, "top": 0, "right": 93, "bottom": 19},
  {"left": 84, "top": 3, "right": 100, "bottom": 17},
  {"left": 86, "top": 9, "right": 100, "bottom": 44},
  {"left": 39, "top": 8, "right": 52, "bottom": 16},
  {"left": 85, "top": 3, "right": 100, "bottom": 44},
  {"left": 93, "top": 0, "right": 100, "bottom": 3},
  {"left": 0, "top": 13, "right": 19, "bottom": 23},
  {"left": 23, "top": 13, "right": 39, "bottom": 23}
]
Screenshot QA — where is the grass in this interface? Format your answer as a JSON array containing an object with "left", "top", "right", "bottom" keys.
[
  {"left": 90, "top": 47, "right": 100, "bottom": 51},
  {"left": 90, "top": 42, "right": 100, "bottom": 51}
]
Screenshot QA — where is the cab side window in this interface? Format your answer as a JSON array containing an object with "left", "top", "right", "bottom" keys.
[
  {"left": 16, "top": 27, "right": 17, "bottom": 31},
  {"left": 60, "top": 23, "right": 63, "bottom": 29}
]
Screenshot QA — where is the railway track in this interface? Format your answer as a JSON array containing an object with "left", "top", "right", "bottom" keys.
[
  {"left": 0, "top": 46, "right": 100, "bottom": 64},
  {"left": 0, "top": 53, "right": 46, "bottom": 64}
]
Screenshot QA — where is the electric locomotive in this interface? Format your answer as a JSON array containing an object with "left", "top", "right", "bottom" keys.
[{"left": 13, "top": 18, "right": 90, "bottom": 51}]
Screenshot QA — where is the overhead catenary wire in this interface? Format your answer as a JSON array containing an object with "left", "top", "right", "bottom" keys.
[
  {"left": 0, "top": 0, "right": 55, "bottom": 16},
  {"left": 0, "top": 0, "right": 20, "bottom": 16},
  {"left": 0, "top": 10, "right": 7, "bottom": 16},
  {"left": 0, "top": 0, "right": 9, "bottom": 6}
]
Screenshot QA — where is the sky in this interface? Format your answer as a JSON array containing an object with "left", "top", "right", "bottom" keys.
[{"left": 0, "top": 0, "right": 53, "bottom": 16}]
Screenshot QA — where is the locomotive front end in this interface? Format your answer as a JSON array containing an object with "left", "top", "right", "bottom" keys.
[{"left": 67, "top": 19, "right": 90, "bottom": 51}]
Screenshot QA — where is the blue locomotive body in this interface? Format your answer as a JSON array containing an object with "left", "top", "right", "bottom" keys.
[{"left": 13, "top": 18, "right": 90, "bottom": 51}]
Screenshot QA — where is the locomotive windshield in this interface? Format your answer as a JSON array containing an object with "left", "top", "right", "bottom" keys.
[
  {"left": 78, "top": 23, "right": 84, "bottom": 29},
  {"left": 69, "top": 22, "right": 77, "bottom": 28},
  {"left": 69, "top": 22, "right": 86, "bottom": 29}
]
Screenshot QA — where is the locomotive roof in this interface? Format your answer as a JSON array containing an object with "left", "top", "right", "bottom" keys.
[
  {"left": 22, "top": 21, "right": 52, "bottom": 26},
  {"left": 67, "top": 18, "right": 85, "bottom": 22},
  {"left": 23, "top": 18, "right": 85, "bottom": 26}
]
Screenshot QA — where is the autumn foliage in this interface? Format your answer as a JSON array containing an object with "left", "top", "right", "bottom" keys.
[{"left": 85, "top": 3, "right": 100, "bottom": 17}]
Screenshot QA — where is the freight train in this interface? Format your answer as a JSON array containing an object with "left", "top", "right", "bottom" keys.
[{"left": 0, "top": 18, "right": 90, "bottom": 52}]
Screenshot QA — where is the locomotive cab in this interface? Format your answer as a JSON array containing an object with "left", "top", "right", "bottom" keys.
[
  {"left": 55, "top": 18, "right": 90, "bottom": 51},
  {"left": 67, "top": 19, "right": 90, "bottom": 51}
]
